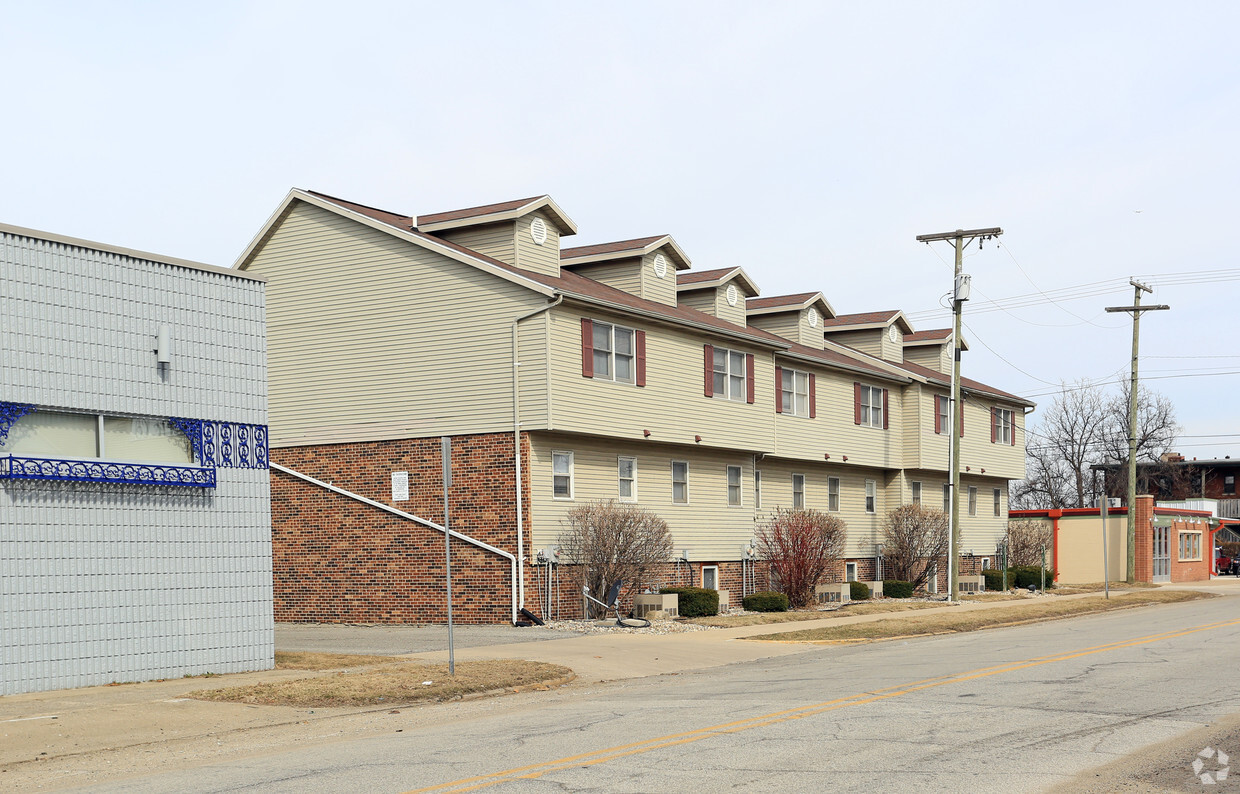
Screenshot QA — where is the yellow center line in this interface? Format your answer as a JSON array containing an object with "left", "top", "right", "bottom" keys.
[{"left": 405, "top": 616, "right": 1240, "bottom": 793}]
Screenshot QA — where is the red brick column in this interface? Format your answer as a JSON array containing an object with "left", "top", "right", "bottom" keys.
[{"left": 1134, "top": 495, "right": 1155, "bottom": 583}]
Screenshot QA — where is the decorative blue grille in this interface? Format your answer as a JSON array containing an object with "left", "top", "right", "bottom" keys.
[
  {"left": 0, "top": 402, "right": 36, "bottom": 444},
  {"left": 0, "top": 455, "right": 216, "bottom": 487},
  {"left": 169, "top": 418, "right": 267, "bottom": 469}
]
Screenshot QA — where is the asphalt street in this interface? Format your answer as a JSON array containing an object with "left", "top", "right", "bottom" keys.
[{"left": 65, "top": 596, "right": 1240, "bottom": 793}]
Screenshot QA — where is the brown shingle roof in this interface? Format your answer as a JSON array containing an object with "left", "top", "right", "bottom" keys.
[
  {"left": 746, "top": 292, "right": 821, "bottom": 310},
  {"left": 307, "top": 190, "right": 413, "bottom": 229},
  {"left": 561, "top": 235, "right": 667, "bottom": 259},
  {"left": 417, "top": 196, "right": 545, "bottom": 227},
  {"left": 897, "top": 359, "right": 1031, "bottom": 405},
  {"left": 676, "top": 267, "right": 738, "bottom": 285},
  {"left": 904, "top": 329, "right": 953, "bottom": 342},
  {"left": 819, "top": 310, "right": 901, "bottom": 328}
]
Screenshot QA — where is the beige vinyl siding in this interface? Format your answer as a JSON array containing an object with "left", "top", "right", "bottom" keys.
[
  {"left": 714, "top": 286, "right": 749, "bottom": 327},
  {"left": 750, "top": 311, "right": 822, "bottom": 348},
  {"left": 904, "top": 344, "right": 948, "bottom": 373},
  {"left": 959, "top": 398, "right": 1026, "bottom": 480},
  {"left": 548, "top": 308, "right": 776, "bottom": 452},
  {"left": 755, "top": 459, "right": 887, "bottom": 558},
  {"left": 569, "top": 260, "right": 643, "bottom": 297},
  {"left": 640, "top": 250, "right": 678, "bottom": 306},
  {"left": 527, "top": 433, "right": 757, "bottom": 562},
  {"left": 958, "top": 475, "right": 1009, "bottom": 554},
  {"left": 437, "top": 222, "right": 516, "bottom": 267},
  {"left": 902, "top": 382, "right": 922, "bottom": 468},
  {"left": 517, "top": 312, "right": 550, "bottom": 428},
  {"left": 824, "top": 329, "right": 882, "bottom": 358},
  {"left": 244, "top": 201, "right": 552, "bottom": 446},
  {"left": 677, "top": 289, "right": 716, "bottom": 316},
  {"left": 918, "top": 388, "right": 951, "bottom": 473},
  {"left": 513, "top": 212, "right": 562, "bottom": 277},
  {"left": 884, "top": 331, "right": 903, "bottom": 362},
  {"left": 772, "top": 370, "right": 901, "bottom": 469}
]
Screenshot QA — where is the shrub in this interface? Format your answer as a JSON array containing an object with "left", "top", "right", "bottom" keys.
[
  {"left": 756, "top": 508, "right": 847, "bottom": 608},
  {"left": 1011, "top": 566, "right": 1056, "bottom": 589},
  {"left": 1006, "top": 521, "right": 1053, "bottom": 567},
  {"left": 981, "top": 568, "right": 1005, "bottom": 592},
  {"left": 743, "top": 591, "right": 789, "bottom": 612},
  {"left": 558, "top": 501, "right": 674, "bottom": 618},
  {"left": 660, "top": 586, "right": 719, "bottom": 617},
  {"left": 882, "top": 505, "right": 949, "bottom": 592},
  {"left": 849, "top": 581, "right": 871, "bottom": 600},
  {"left": 883, "top": 580, "right": 914, "bottom": 599}
]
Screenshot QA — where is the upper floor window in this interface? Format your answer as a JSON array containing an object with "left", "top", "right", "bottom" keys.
[
  {"left": 552, "top": 451, "right": 574, "bottom": 499},
  {"left": 618, "top": 456, "right": 637, "bottom": 502},
  {"left": 726, "top": 465, "right": 742, "bottom": 506},
  {"left": 934, "top": 395, "right": 950, "bottom": 435},
  {"left": 792, "top": 473, "right": 805, "bottom": 509},
  {"left": 828, "top": 477, "right": 840, "bottom": 512},
  {"left": 704, "top": 345, "right": 754, "bottom": 403},
  {"left": 1226, "top": 475, "right": 1236, "bottom": 496},
  {"left": 993, "top": 488, "right": 1002, "bottom": 517},
  {"left": 943, "top": 483, "right": 951, "bottom": 514},
  {"left": 671, "top": 460, "right": 689, "bottom": 504},
  {"left": 854, "top": 384, "right": 888, "bottom": 429},
  {"left": 992, "top": 407, "right": 1015, "bottom": 445},
  {"left": 1, "top": 410, "right": 193, "bottom": 465},
  {"left": 776, "top": 367, "right": 815, "bottom": 417},
  {"left": 865, "top": 480, "right": 877, "bottom": 513},
  {"left": 580, "top": 319, "right": 645, "bottom": 386},
  {"left": 968, "top": 486, "right": 978, "bottom": 516},
  {"left": 754, "top": 469, "right": 762, "bottom": 508}
]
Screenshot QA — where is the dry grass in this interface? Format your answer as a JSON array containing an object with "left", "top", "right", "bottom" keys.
[
  {"left": 275, "top": 651, "right": 405, "bottom": 670},
  {"left": 959, "top": 592, "right": 1028, "bottom": 602},
  {"left": 688, "top": 601, "right": 943, "bottom": 627},
  {"left": 1050, "top": 581, "right": 1158, "bottom": 594},
  {"left": 189, "top": 660, "right": 573, "bottom": 708},
  {"left": 746, "top": 590, "right": 1214, "bottom": 643}
]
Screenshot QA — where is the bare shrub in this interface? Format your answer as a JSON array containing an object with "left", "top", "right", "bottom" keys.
[
  {"left": 755, "top": 509, "right": 847, "bottom": 609},
  {"left": 1006, "top": 520, "right": 1053, "bottom": 567},
  {"left": 883, "top": 504, "right": 949, "bottom": 592},
  {"left": 557, "top": 501, "right": 674, "bottom": 617}
]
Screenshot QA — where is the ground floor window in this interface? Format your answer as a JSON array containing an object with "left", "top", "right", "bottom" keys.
[
  {"left": 618, "top": 456, "right": 637, "bottom": 502},
  {"left": 726, "top": 465, "right": 742, "bottom": 506},
  {"left": 553, "top": 451, "right": 574, "bottom": 499},
  {"left": 968, "top": 486, "right": 978, "bottom": 516},
  {"left": 865, "top": 480, "right": 876, "bottom": 513},
  {"left": 993, "top": 488, "right": 1002, "bottom": 517},
  {"left": 911, "top": 481, "right": 922, "bottom": 505},
  {"left": 943, "top": 483, "right": 951, "bottom": 514},
  {"left": 845, "top": 562, "right": 857, "bottom": 582},
  {"left": 828, "top": 477, "right": 840, "bottom": 512},
  {"left": 792, "top": 473, "right": 805, "bottom": 509},
  {"left": 1178, "top": 531, "right": 1202, "bottom": 561},
  {"left": 671, "top": 460, "right": 689, "bottom": 504}
]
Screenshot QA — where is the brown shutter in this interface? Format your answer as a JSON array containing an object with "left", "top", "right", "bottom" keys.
[
  {"left": 774, "top": 366, "right": 783, "bottom": 414},
  {"left": 746, "top": 354, "right": 755, "bottom": 404},
  {"left": 882, "top": 388, "right": 889, "bottom": 429},
  {"left": 853, "top": 383, "right": 862, "bottom": 425},
  {"left": 934, "top": 395, "right": 942, "bottom": 434},
  {"left": 703, "top": 345, "right": 713, "bottom": 397},
  {"left": 991, "top": 407, "right": 997, "bottom": 443},
  {"left": 1011, "top": 411, "right": 1017, "bottom": 446},
  {"left": 635, "top": 330, "right": 647, "bottom": 387},
  {"left": 809, "top": 374, "right": 816, "bottom": 418},
  {"left": 580, "top": 318, "right": 593, "bottom": 378}
]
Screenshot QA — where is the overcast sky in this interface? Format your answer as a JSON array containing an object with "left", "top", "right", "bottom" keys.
[{"left": 4, "top": 2, "right": 1236, "bottom": 462}]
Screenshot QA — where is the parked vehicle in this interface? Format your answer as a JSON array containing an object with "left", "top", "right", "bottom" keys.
[{"left": 1215, "top": 551, "right": 1238, "bottom": 576}]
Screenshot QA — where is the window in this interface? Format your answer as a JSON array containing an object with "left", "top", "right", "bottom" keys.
[
  {"left": 943, "top": 483, "right": 951, "bottom": 514},
  {"left": 1179, "top": 531, "right": 1202, "bottom": 561},
  {"left": 1225, "top": 475, "right": 1235, "bottom": 496},
  {"left": 777, "top": 367, "right": 814, "bottom": 417},
  {"left": 618, "top": 456, "right": 637, "bottom": 502},
  {"left": 854, "top": 384, "right": 887, "bottom": 429},
  {"left": 992, "top": 407, "right": 1015, "bottom": 445},
  {"left": 865, "top": 480, "right": 876, "bottom": 514},
  {"left": 754, "top": 470, "right": 762, "bottom": 508},
  {"left": 707, "top": 345, "right": 751, "bottom": 402},
  {"left": 993, "top": 488, "right": 1002, "bottom": 517},
  {"left": 928, "top": 563, "right": 939, "bottom": 594},
  {"left": 934, "top": 395, "right": 950, "bottom": 435},
  {"left": 1, "top": 410, "right": 193, "bottom": 464},
  {"left": 552, "top": 451, "right": 574, "bottom": 499},
  {"left": 828, "top": 477, "right": 840, "bottom": 512},
  {"left": 911, "top": 481, "right": 922, "bottom": 505},
  {"left": 702, "top": 565, "right": 719, "bottom": 590},
  {"left": 726, "top": 465, "right": 742, "bottom": 506},
  {"left": 580, "top": 319, "right": 645, "bottom": 385},
  {"left": 792, "top": 473, "right": 805, "bottom": 509},
  {"left": 968, "top": 486, "right": 978, "bottom": 516},
  {"left": 671, "top": 461, "right": 689, "bottom": 504},
  {"left": 845, "top": 562, "right": 857, "bottom": 582}
]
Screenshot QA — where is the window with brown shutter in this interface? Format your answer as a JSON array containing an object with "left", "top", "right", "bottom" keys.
[
  {"left": 703, "top": 344, "right": 714, "bottom": 397},
  {"left": 635, "top": 330, "right": 646, "bottom": 387},
  {"left": 746, "top": 354, "right": 755, "bottom": 404},
  {"left": 882, "top": 388, "right": 889, "bottom": 429},
  {"left": 854, "top": 383, "right": 862, "bottom": 425},
  {"left": 774, "top": 366, "right": 783, "bottom": 414},
  {"left": 809, "top": 374, "right": 816, "bottom": 418},
  {"left": 991, "top": 408, "right": 998, "bottom": 443},
  {"left": 934, "top": 395, "right": 942, "bottom": 434},
  {"left": 580, "top": 318, "right": 593, "bottom": 378}
]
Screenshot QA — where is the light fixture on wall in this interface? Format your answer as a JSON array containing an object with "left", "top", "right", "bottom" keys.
[
  {"left": 823, "top": 453, "right": 830, "bottom": 460},
  {"left": 980, "top": 468, "right": 986, "bottom": 474},
  {"left": 694, "top": 435, "right": 702, "bottom": 443},
  {"left": 643, "top": 429, "right": 651, "bottom": 437},
  {"left": 154, "top": 325, "right": 172, "bottom": 365},
  {"left": 842, "top": 455, "right": 848, "bottom": 462}
]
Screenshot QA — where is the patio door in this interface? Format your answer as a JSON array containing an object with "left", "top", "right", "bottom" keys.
[{"left": 1152, "top": 526, "right": 1171, "bottom": 582}]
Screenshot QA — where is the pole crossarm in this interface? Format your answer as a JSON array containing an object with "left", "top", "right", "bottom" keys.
[
  {"left": 1105, "top": 305, "right": 1171, "bottom": 313},
  {"left": 916, "top": 227, "right": 1003, "bottom": 242}
]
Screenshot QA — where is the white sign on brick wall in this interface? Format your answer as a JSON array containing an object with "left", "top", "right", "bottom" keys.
[{"left": 391, "top": 471, "right": 409, "bottom": 502}]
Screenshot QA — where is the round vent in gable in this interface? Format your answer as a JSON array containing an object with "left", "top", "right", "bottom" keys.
[
  {"left": 653, "top": 253, "right": 668, "bottom": 279},
  {"left": 808, "top": 307, "right": 819, "bottom": 327},
  {"left": 726, "top": 284, "right": 738, "bottom": 306},
  {"left": 888, "top": 326, "right": 898, "bottom": 343},
  {"left": 530, "top": 217, "right": 548, "bottom": 245}
]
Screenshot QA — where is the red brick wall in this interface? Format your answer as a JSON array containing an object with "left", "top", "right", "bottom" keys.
[
  {"left": 1169, "top": 520, "right": 1211, "bottom": 582},
  {"left": 271, "top": 433, "right": 530, "bottom": 624},
  {"left": 1135, "top": 495, "right": 1154, "bottom": 583}
]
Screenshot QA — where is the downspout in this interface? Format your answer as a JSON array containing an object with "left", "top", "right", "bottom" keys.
[
  {"left": 1048, "top": 509, "right": 1062, "bottom": 582},
  {"left": 513, "top": 295, "right": 564, "bottom": 614},
  {"left": 271, "top": 462, "right": 519, "bottom": 623}
]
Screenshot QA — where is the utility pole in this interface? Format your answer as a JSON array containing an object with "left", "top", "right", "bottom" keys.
[
  {"left": 916, "top": 227, "right": 1002, "bottom": 601},
  {"left": 1105, "top": 279, "right": 1169, "bottom": 583}
]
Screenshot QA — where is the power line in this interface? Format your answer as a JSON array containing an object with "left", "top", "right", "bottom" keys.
[{"left": 1020, "top": 370, "right": 1240, "bottom": 399}]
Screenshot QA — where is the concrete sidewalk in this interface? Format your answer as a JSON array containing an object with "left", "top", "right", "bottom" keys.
[{"left": 3, "top": 584, "right": 1235, "bottom": 779}]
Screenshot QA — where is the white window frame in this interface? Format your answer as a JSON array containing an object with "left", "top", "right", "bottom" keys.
[
  {"left": 859, "top": 385, "right": 884, "bottom": 428},
  {"left": 726, "top": 465, "right": 742, "bottom": 507},
  {"left": 618, "top": 456, "right": 637, "bottom": 502},
  {"left": 943, "top": 483, "right": 951, "bottom": 514},
  {"left": 911, "top": 481, "right": 922, "bottom": 505},
  {"left": 671, "top": 460, "right": 689, "bottom": 504},
  {"left": 552, "top": 451, "right": 574, "bottom": 500},
  {"left": 928, "top": 563, "right": 939, "bottom": 593},
  {"left": 780, "top": 368, "right": 811, "bottom": 417},
  {"left": 702, "top": 564, "right": 719, "bottom": 590},
  {"left": 792, "top": 473, "right": 805, "bottom": 509},
  {"left": 968, "top": 486, "right": 978, "bottom": 516},
  {"left": 592, "top": 320, "right": 636, "bottom": 384},
  {"left": 1179, "top": 531, "right": 1202, "bottom": 561},
  {"left": 993, "top": 488, "right": 1002, "bottom": 517},
  {"left": 845, "top": 562, "right": 858, "bottom": 582},
  {"left": 936, "top": 396, "right": 949, "bottom": 435},
  {"left": 0, "top": 409, "right": 196, "bottom": 466},
  {"left": 712, "top": 347, "right": 747, "bottom": 401},
  {"left": 754, "top": 469, "right": 762, "bottom": 508},
  {"left": 865, "top": 479, "right": 877, "bottom": 514},
  {"left": 828, "top": 477, "right": 840, "bottom": 512},
  {"left": 994, "top": 407, "right": 1014, "bottom": 445}
]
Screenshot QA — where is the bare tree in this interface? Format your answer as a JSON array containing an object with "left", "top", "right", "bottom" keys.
[
  {"left": 557, "top": 501, "right": 674, "bottom": 617},
  {"left": 1099, "top": 378, "right": 1182, "bottom": 498},
  {"left": 755, "top": 509, "right": 847, "bottom": 609},
  {"left": 882, "top": 504, "right": 949, "bottom": 591},
  {"left": 1005, "top": 520, "right": 1053, "bottom": 567}
]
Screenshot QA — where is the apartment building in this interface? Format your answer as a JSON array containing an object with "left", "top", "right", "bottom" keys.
[{"left": 237, "top": 190, "right": 1032, "bottom": 623}]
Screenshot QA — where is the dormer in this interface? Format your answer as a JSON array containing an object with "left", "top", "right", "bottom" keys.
[
  {"left": 903, "top": 328, "right": 966, "bottom": 374},
  {"left": 820, "top": 310, "right": 914, "bottom": 363},
  {"left": 675, "top": 267, "right": 760, "bottom": 328},
  {"left": 417, "top": 195, "right": 577, "bottom": 278},
  {"left": 559, "top": 235, "right": 690, "bottom": 306},
  {"left": 745, "top": 292, "right": 835, "bottom": 348}
]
